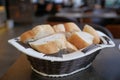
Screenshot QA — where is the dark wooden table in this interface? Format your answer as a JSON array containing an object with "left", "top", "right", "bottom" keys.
[{"left": 0, "top": 39, "right": 120, "bottom": 80}]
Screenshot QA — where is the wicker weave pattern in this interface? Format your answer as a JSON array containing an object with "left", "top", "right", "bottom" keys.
[{"left": 27, "top": 50, "right": 100, "bottom": 75}]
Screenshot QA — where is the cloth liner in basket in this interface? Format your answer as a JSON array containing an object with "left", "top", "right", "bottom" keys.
[{"left": 8, "top": 31, "right": 115, "bottom": 77}]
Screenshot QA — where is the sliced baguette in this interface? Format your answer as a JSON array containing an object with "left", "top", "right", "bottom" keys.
[
  {"left": 83, "top": 24, "right": 100, "bottom": 44},
  {"left": 29, "top": 33, "right": 67, "bottom": 54},
  {"left": 53, "top": 24, "right": 65, "bottom": 33},
  {"left": 68, "top": 31, "right": 94, "bottom": 49},
  {"left": 20, "top": 24, "right": 55, "bottom": 43},
  {"left": 64, "top": 22, "right": 81, "bottom": 32},
  {"left": 32, "top": 24, "right": 55, "bottom": 40}
]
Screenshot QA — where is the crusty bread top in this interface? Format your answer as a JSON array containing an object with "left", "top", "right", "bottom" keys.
[
  {"left": 68, "top": 31, "right": 94, "bottom": 49},
  {"left": 83, "top": 25, "right": 100, "bottom": 44},
  {"left": 64, "top": 22, "right": 81, "bottom": 32}
]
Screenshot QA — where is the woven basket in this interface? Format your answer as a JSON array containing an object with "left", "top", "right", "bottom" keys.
[
  {"left": 8, "top": 31, "right": 115, "bottom": 77},
  {"left": 27, "top": 50, "right": 100, "bottom": 77}
]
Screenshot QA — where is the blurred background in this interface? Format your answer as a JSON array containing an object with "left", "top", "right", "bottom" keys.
[
  {"left": 0, "top": 0, "right": 120, "bottom": 38},
  {"left": 0, "top": 0, "right": 120, "bottom": 79}
]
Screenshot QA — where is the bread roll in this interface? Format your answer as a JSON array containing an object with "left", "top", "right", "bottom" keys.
[
  {"left": 83, "top": 24, "right": 100, "bottom": 44},
  {"left": 29, "top": 33, "right": 67, "bottom": 54},
  {"left": 53, "top": 24, "right": 65, "bottom": 33},
  {"left": 68, "top": 32, "right": 94, "bottom": 49},
  {"left": 64, "top": 22, "right": 81, "bottom": 32}
]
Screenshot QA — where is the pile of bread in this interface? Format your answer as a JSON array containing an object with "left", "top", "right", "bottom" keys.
[{"left": 20, "top": 22, "right": 100, "bottom": 54}]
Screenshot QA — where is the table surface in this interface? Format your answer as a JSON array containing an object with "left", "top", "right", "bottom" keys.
[{"left": 0, "top": 39, "right": 120, "bottom": 80}]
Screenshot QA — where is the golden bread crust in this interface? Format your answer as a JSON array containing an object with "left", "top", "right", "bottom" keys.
[
  {"left": 83, "top": 25, "right": 100, "bottom": 44},
  {"left": 64, "top": 22, "right": 81, "bottom": 32}
]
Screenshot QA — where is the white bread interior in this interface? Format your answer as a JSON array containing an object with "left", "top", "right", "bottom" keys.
[
  {"left": 53, "top": 24, "right": 65, "bottom": 33},
  {"left": 68, "top": 31, "right": 94, "bottom": 49},
  {"left": 83, "top": 24, "right": 100, "bottom": 44},
  {"left": 29, "top": 33, "right": 67, "bottom": 54},
  {"left": 64, "top": 22, "right": 81, "bottom": 32}
]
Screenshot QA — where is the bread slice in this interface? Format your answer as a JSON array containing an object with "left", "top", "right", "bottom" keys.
[
  {"left": 68, "top": 32, "right": 94, "bottom": 49},
  {"left": 53, "top": 24, "right": 65, "bottom": 33},
  {"left": 32, "top": 24, "right": 55, "bottom": 40},
  {"left": 66, "top": 41, "right": 78, "bottom": 53},
  {"left": 29, "top": 33, "right": 67, "bottom": 54},
  {"left": 20, "top": 24, "right": 55, "bottom": 43},
  {"left": 20, "top": 30, "right": 35, "bottom": 43},
  {"left": 64, "top": 22, "right": 81, "bottom": 32},
  {"left": 83, "top": 24, "right": 100, "bottom": 44}
]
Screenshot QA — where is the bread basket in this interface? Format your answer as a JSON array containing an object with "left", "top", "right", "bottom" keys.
[{"left": 8, "top": 31, "right": 115, "bottom": 77}]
